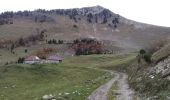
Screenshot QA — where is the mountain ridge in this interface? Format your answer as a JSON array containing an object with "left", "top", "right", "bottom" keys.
[{"left": 0, "top": 5, "right": 170, "bottom": 52}]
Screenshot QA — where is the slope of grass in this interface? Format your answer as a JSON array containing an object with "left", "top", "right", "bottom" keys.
[
  {"left": 1, "top": 54, "right": 132, "bottom": 100},
  {"left": 64, "top": 53, "right": 136, "bottom": 70},
  {"left": 125, "top": 57, "right": 170, "bottom": 99},
  {"left": 63, "top": 53, "right": 137, "bottom": 100},
  {"left": 152, "top": 43, "right": 170, "bottom": 63}
]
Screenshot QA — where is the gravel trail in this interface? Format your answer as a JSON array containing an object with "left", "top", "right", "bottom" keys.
[{"left": 87, "top": 71, "right": 137, "bottom": 100}]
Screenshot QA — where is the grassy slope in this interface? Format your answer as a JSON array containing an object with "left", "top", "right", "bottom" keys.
[
  {"left": 105, "top": 49, "right": 170, "bottom": 99},
  {"left": 0, "top": 62, "right": 109, "bottom": 100},
  {"left": 0, "top": 54, "right": 136, "bottom": 100},
  {"left": 126, "top": 49, "right": 170, "bottom": 99},
  {"left": 65, "top": 53, "right": 136, "bottom": 100},
  {"left": 127, "top": 60, "right": 170, "bottom": 99},
  {"left": 64, "top": 53, "right": 136, "bottom": 69},
  {"left": 152, "top": 43, "right": 170, "bottom": 63}
]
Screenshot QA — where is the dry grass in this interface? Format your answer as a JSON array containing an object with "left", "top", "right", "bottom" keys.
[
  {"left": 152, "top": 43, "right": 170, "bottom": 63},
  {"left": 0, "top": 13, "right": 169, "bottom": 52}
]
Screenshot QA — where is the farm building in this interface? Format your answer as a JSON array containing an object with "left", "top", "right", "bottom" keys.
[
  {"left": 24, "top": 56, "right": 40, "bottom": 64},
  {"left": 46, "top": 55, "right": 64, "bottom": 63}
]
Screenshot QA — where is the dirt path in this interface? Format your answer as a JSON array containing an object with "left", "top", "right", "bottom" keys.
[
  {"left": 115, "top": 72, "right": 137, "bottom": 100},
  {"left": 87, "top": 71, "right": 137, "bottom": 100}
]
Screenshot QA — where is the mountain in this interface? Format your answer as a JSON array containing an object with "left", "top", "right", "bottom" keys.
[
  {"left": 0, "top": 6, "right": 170, "bottom": 53},
  {"left": 1, "top": 6, "right": 170, "bottom": 98}
]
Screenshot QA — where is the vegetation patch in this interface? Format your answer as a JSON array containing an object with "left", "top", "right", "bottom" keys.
[
  {"left": 125, "top": 49, "right": 170, "bottom": 99},
  {"left": 107, "top": 80, "right": 118, "bottom": 100},
  {"left": 0, "top": 55, "right": 115, "bottom": 100}
]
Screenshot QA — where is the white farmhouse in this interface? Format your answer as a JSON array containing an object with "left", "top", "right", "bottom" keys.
[
  {"left": 46, "top": 55, "right": 63, "bottom": 63},
  {"left": 24, "top": 56, "right": 40, "bottom": 64}
]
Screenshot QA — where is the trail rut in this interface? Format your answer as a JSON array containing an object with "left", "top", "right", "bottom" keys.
[{"left": 87, "top": 71, "right": 137, "bottom": 100}]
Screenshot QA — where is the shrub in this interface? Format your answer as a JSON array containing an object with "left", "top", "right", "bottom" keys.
[
  {"left": 58, "top": 40, "right": 63, "bottom": 44},
  {"left": 18, "top": 57, "right": 25, "bottom": 63},
  {"left": 73, "top": 24, "right": 78, "bottom": 28},
  {"left": 143, "top": 54, "right": 152, "bottom": 63},
  {"left": 140, "top": 49, "right": 146, "bottom": 55},
  {"left": 72, "top": 38, "right": 103, "bottom": 55},
  {"left": 24, "top": 49, "right": 28, "bottom": 53}
]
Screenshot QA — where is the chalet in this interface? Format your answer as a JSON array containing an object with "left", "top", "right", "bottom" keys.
[
  {"left": 46, "top": 55, "right": 64, "bottom": 63},
  {"left": 24, "top": 56, "right": 40, "bottom": 64}
]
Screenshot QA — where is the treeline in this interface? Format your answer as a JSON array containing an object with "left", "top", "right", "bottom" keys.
[
  {"left": 47, "top": 39, "right": 64, "bottom": 44},
  {"left": 71, "top": 38, "right": 103, "bottom": 55},
  {"left": 16, "top": 32, "right": 45, "bottom": 46},
  {"left": 0, "top": 10, "right": 55, "bottom": 25},
  {"left": 0, "top": 31, "right": 45, "bottom": 53}
]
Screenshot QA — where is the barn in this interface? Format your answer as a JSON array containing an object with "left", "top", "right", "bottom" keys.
[
  {"left": 24, "top": 56, "right": 40, "bottom": 64},
  {"left": 46, "top": 55, "right": 64, "bottom": 63}
]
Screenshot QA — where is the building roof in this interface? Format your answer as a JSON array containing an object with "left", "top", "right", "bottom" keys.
[
  {"left": 25, "top": 56, "right": 40, "bottom": 61},
  {"left": 47, "top": 55, "right": 64, "bottom": 61}
]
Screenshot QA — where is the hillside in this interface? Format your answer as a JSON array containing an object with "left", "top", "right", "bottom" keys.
[
  {"left": 1, "top": 5, "right": 170, "bottom": 99},
  {"left": 0, "top": 54, "right": 136, "bottom": 100},
  {"left": 0, "top": 6, "right": 170, "bottom": 52},
  {"left": 124, "top": 41, "right": 170, "bottom": 99}
]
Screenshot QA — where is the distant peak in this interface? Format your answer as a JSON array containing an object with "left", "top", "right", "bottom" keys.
[
  {"left": 90, "top": 5, "right": 105, "bottom": 9},
  {"left": 78, "top": 5, "right": 107, "bottom": 15},
  {"left": 82, "top": 5, "right": 105, "bottom": 10}
]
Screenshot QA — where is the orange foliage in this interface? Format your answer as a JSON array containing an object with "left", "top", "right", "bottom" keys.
[{"left": 33, "top": 48, "right": 56, "bottom": 59}]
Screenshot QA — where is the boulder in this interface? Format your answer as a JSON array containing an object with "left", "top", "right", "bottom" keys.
[{"left": 42, "top": 94, "right": 55, "bottom": 100}]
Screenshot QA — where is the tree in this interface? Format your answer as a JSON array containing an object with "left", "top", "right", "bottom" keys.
[
  {"left": 76, "top": 48, "right": 82, "bottom": 55},
  {"left": 48, "top": 40, "right": 52, "bottom": 44},
  {"left": 102, "top": 16, "right": 107, "bottom": 24},
  {"left": 58, "top": 40, "right": 63, "bottom": 44},
  {"left": 34, "top": 16, "right": 38, "bottom": 22},
  {"left": 87, "top": 13, "right": 93, "bottom": 23},
  {"left": 24, "top": 49, "right": 28, "bottom": 53},
  {"left": 10, "top": 44, "right": 15, "bottom": 52},
  {"left": 18, "top": 57, "right": 25, "bottom": 63},
  {"left": 94, "top": 14, "right": 98, "bottom": 23},
  {"left": 143, "top": 54, "right": 151, "bottom": 63},
  {"left": 138, "top": 49, "right": 152, "bottom": 64},
  {"left": 18, "top": 37, "right": 25, "bottom": 46},
  {"left": 52, "top": 39, "right": 57, "bottom": 44},
  {"left": 112, "top": 17, "right": 119, "bottom": 28},
  {"left": 73, "top": 17, "right": 77, "bottom": 23},
  {"left": 73, "top": 39, "right": 80, "bottom": 44},
  {"left": 73, "top": 24, "right": 78, "bottom": 28},
  {"left": 87, "top": 18, "right": 92, "bottom": 23},
  {"left": 140, "top": 49, "right": 146, "bottom": 55}
]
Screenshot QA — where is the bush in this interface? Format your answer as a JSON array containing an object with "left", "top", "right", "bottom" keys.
[
  {"left": 18, "top": 57, "right": 25, "bottom": 63},
  {"left": 72, "top": 38, "right": 103, "bottom": 55},
  {"left": 140, "top": 49, "right": 146, "bottom": 55},
  {"left": 138, "top": 49, "right": 151, "bottom": 63},
  {"left": 143, "top": 54, "right": 152, "bottom": 63},
  {"left": 24, "top": 49, "right": 28, "bottom": 53},
  {"left": 58, "top": 40, "right": 63, "bottom": 44},
  {"left": 73, "top": 24, "right": 78, "bottom": 28}
]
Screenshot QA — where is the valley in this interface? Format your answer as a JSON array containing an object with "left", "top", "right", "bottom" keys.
[{"left": 0, "top": 5, "right": 170, "bottom": 100}]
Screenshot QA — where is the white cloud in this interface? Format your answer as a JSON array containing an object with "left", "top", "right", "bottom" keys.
[{"left": 0, "top": 0, "right": 170, "bottom": 27}]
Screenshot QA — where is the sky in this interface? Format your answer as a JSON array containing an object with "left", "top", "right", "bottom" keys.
[{"left": 0, "top": 0, "right": 170, "bottom": 27}]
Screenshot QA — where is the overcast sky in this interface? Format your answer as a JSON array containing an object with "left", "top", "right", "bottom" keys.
[{"left": 0, "top": 0, "right": 170, "bottom": 27}]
